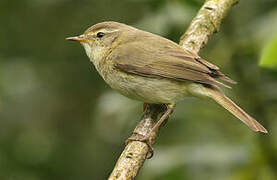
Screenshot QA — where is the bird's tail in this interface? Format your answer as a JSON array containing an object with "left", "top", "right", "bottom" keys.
[{"left": 204, "top": 86, "right": 268, "bottom": 133}]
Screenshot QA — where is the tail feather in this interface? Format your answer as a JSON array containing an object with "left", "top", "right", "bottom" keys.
[{"left": 206, "top": 87, "right": 268, "bottom": 133}]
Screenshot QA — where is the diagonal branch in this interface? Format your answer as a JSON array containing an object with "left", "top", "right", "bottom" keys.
[
  {"left": 108, "top": 0, "right": 239, "bottom": 179},
  {"left": 180, "top": 0, "right": 238, "bottom": 52}
]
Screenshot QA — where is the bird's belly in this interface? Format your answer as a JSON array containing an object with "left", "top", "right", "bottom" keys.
[{"left": 103, "top": 70, "right": 190, "bottom": 104}]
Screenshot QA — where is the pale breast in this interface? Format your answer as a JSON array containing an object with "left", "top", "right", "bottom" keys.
[{"left": 101, "top": 64, "right": 191, "bottom": 104}]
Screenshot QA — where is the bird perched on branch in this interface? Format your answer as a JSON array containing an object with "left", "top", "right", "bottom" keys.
[{"left": 67, "top": 21, "right": 267, "bottom": 156}]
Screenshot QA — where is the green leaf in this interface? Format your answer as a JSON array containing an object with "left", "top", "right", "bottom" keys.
[{"left": 260, "top": 33, "right": 277, "bottom": 68}]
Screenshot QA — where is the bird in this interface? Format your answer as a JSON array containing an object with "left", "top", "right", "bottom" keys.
[{"left": 67, "top": 21, "right": 267, "bottom": 156}]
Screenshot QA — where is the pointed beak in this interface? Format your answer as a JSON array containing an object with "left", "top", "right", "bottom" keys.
[{"left": 66, "top": 36, "right": 88, "bottom": 42}]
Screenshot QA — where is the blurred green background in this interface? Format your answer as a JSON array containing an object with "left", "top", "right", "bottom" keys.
[{"left": 0, "top": 0, "right": 277, "bottom": 179}]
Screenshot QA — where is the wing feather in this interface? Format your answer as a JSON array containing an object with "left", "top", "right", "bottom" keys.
[{"left": 108, "top": 31, "right": 235, "bottom": 88}]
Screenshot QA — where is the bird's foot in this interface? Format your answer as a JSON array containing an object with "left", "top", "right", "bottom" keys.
[{"left": 125, "top": 134, "right": 154, "bottom": 159}]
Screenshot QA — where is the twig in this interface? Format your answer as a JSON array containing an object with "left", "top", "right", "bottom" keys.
[{"left": 108, "top": 0, "right": 239, "bottom": 179}]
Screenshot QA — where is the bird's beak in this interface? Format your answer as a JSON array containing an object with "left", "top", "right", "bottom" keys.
[{"left": 66, "top": 35, "right": 88, "bottom": 42}]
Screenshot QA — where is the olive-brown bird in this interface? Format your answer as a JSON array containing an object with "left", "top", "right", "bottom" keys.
[{"left": 67, "top": 21, "right": 267, "bottom": 150}]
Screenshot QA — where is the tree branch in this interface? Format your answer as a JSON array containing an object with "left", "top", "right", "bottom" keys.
[
  {"left": 108, "top": 0, "right": 239, "bottom": 179},
  {"left": 180, "top": 0, "right": 238, "bottom": 52}
]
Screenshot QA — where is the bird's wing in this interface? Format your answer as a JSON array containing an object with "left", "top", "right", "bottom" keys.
[{"left": 110, "top": 38, "right": 235, "bottom": 88}]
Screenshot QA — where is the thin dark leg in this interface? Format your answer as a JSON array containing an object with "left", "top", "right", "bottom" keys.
[
  {"left": 126, "top": 103, "right": 175, "bottom": 159},
  {"left": 143, "top": 103, "right": 149, "bottom": 112},
  {"left": 147, "top": 104, "right": 174, "bottom": 135}
]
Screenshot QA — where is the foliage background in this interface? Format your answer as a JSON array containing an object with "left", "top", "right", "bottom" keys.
[{"left": 0, "top": 0, "right": 277, "bottom": 179}]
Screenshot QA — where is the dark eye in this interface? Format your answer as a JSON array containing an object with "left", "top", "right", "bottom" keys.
[{"left": 96, "top": 32, "right": 105, "bottom": 38}]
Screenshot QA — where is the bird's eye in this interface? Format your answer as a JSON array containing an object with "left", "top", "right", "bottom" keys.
[{"left": 96, "top": 32, "right": 105, "bottom": 38}]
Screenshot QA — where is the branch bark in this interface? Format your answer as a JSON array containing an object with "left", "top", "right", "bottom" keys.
[{"left": 108, "top": 0, "right": 239, "bottom": 179}]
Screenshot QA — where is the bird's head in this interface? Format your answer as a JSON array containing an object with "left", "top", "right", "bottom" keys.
[{"left": 66, "top": 21, "right": 135, "bottom": 60}]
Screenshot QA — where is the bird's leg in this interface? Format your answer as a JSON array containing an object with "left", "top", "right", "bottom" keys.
[
  {"left": 126, "top": 103, "right": 175, "bottom": 159},
  {"left": 143, "top": 103, "right": 149, "bottom": 112},
  {"left": 148, "top": 104, "right": 175, "bottom": 134}
]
